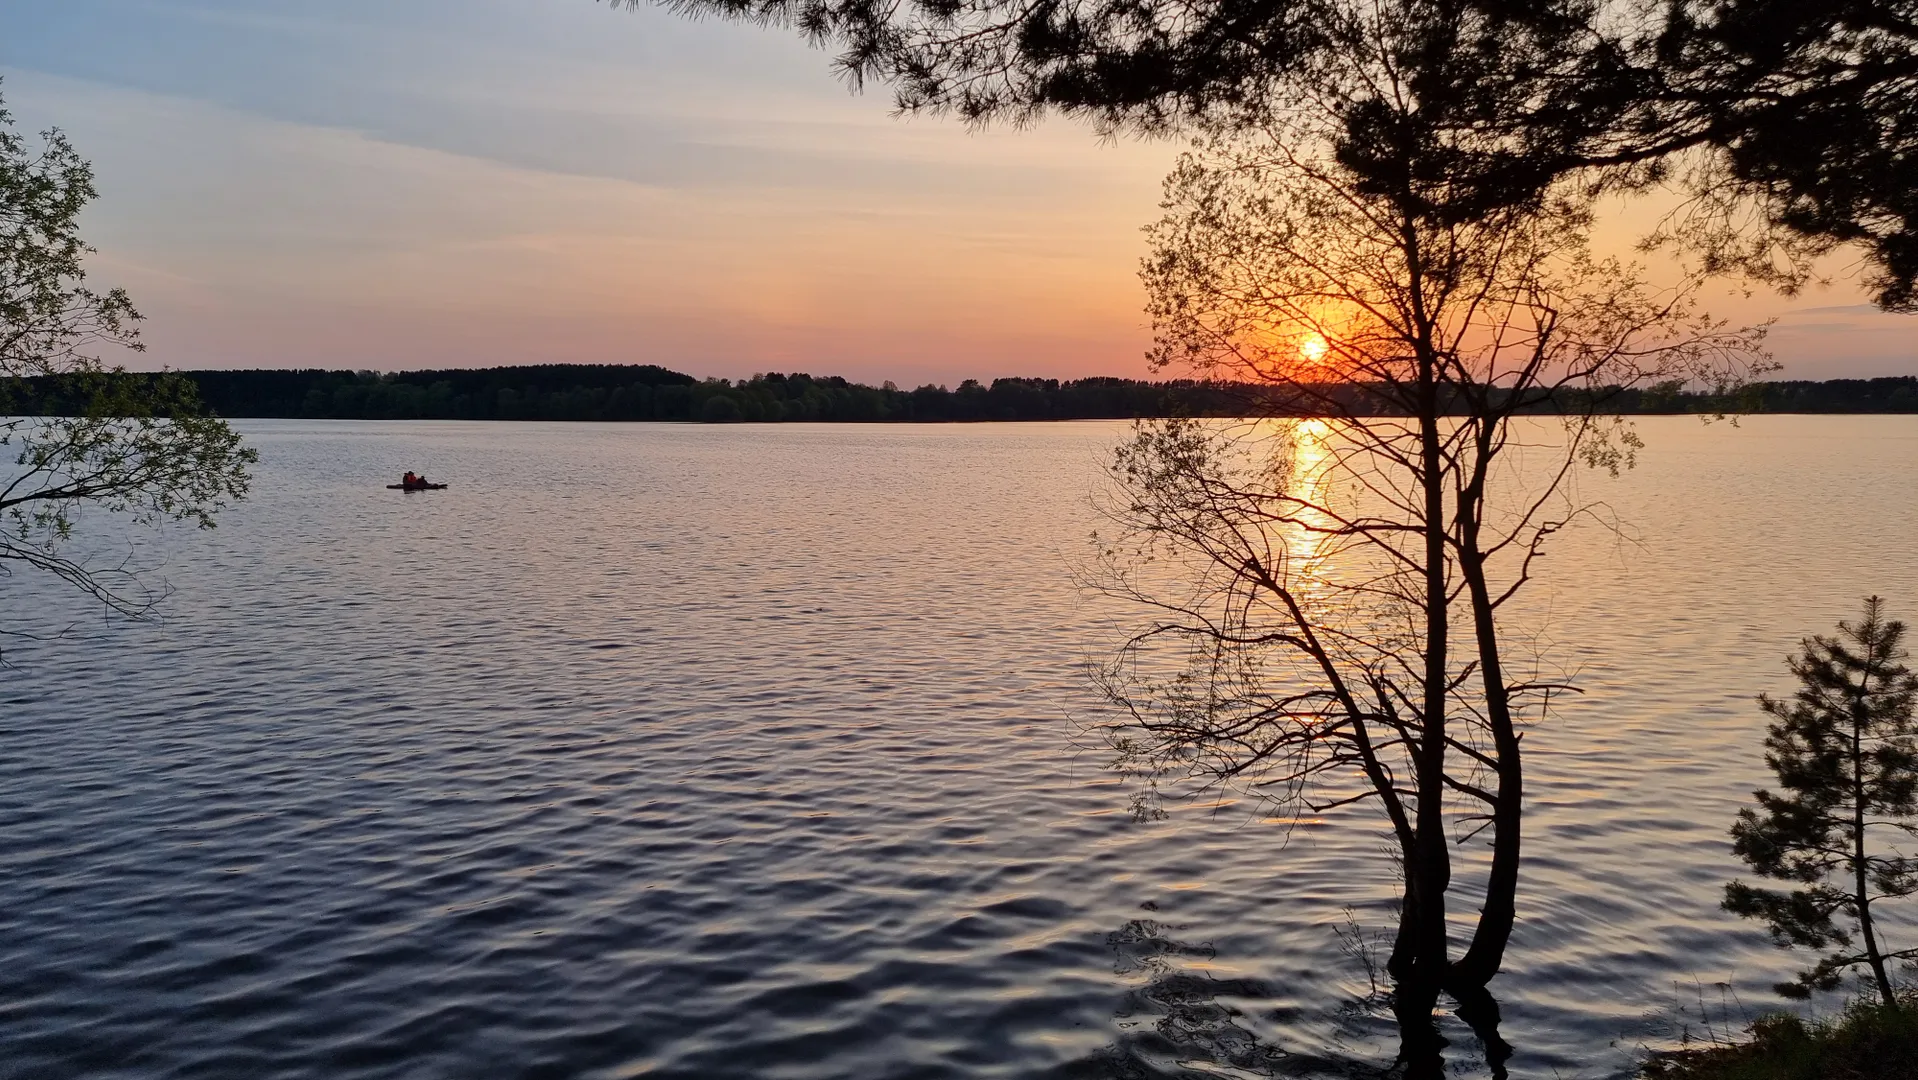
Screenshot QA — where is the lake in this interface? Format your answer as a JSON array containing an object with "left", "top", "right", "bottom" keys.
[{"left": 3, "top": 416, "right": 1916, "bottom": 1079}]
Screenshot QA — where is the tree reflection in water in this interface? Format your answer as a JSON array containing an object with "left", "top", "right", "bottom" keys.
[{"left": 1083, "top": 912, "right": 1511, "bottom": 1080}]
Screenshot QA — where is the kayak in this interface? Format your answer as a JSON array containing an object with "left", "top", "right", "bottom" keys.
[{"left": 387, "top": 483, "right": 448, "bottom": 490}]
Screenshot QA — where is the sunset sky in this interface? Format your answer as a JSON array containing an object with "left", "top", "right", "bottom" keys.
[{"left": 5, "top": 0, "right": 1913, "bottom": 384}]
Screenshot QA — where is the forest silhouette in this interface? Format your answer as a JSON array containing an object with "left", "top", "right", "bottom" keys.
[{"left": 10, "top": 366, "right": 1918, "bottom": 423}]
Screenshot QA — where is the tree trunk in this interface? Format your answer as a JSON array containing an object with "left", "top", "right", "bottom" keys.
[
  {"left": 1388, "top": 890, "right": 1418, "bottom": 981},
  {"left": 1407, "top": 391, "right": 1452, "bottom": 995},
  {"left": 1451, "top": 444, "right": 1522, "bottom": 990},
  {"left": 1853, "top": 696, "right": 1897, "bottom": 1004},
  {"left": 1391, "top": 972, "right": 1447, "bottom": 1080}
]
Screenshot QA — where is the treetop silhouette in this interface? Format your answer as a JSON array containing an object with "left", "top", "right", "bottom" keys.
[{"left": 626, "top": 0, "right": 1918, "bottom": 309}]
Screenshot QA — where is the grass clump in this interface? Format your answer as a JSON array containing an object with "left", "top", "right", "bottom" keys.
[{"left": 1642, "top": 996, "right": 1918, "bottom": 1079}]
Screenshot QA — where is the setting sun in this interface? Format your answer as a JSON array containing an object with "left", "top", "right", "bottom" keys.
[{"left": 1300, "top": 333, "right": 1329, "bottom": 363}]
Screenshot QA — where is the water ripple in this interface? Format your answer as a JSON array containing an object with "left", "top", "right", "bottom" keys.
[{"left": 2, "top": 417, "right": 1916, "bottom": 1078}]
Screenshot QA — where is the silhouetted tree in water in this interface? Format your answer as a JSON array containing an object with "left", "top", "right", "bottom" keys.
[
  {"left": 0, "top": 86, "right": 254, "bottom": 627},
  {"left": 1081, "top": 14, "right": 1765, "bottom": 1036},
  {"left": 1726, "top": 597, "right": 1918, "bottom": 1004}
]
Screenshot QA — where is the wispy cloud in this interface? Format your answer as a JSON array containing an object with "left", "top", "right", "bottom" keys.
[
  {"left": 1786, "top": 304, "right": 1886, "bottom": 317},
  {"left": 2, "top": 62, "right": 1159, "bottom": 380}
]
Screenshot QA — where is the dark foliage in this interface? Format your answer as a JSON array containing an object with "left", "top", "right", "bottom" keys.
[
  {"left": 1725, "top": 598, "right": 1918, "bottom": 1001},
  {"left": 1642, "top": 998, "right": 1918, "bottom": 1080},
  {"left": 1654, "top": 2, "right": 1918, "bottom": 311},
  {"left": 0, "top": 85, "right": 254, "bottom": 620}
]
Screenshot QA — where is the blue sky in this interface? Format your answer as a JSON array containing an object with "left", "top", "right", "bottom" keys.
[{"left": 3, "top": 0, "right": 1912, "bottom": 382}]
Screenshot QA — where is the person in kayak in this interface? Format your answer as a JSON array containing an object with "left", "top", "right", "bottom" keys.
[{"left": 402, "top": 471, "right": 421, "bottom": 486}]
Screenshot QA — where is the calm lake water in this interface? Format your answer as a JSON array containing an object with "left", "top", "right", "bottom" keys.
[{"left": 4, "top": 416, "right": 1917, "bottom": 1079}]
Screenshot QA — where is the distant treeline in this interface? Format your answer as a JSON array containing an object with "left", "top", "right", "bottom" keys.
[
  {"left": 9, "top": 365, "right": 1918, "bottom": 421},
  {"left": 17, "top": 366, "right": 1270, "bottom": 422}
]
